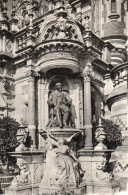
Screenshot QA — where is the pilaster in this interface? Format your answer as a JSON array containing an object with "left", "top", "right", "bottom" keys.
[
  {"left": 38, "top": 74, "right": 46, "bottom": 149},
  {"left": 26, "top": 70, "right": 37, "bottom": 150},
  {"left": 83, "top": 64, "right": 93, "bottom": 149}
]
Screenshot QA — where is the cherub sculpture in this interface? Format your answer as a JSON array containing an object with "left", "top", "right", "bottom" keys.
[
  {"left": 10, "top": 164, "right": 29, "bottom": 187},
  {"left": 41, "top": 129, "right": 84, "bottom": 189}
]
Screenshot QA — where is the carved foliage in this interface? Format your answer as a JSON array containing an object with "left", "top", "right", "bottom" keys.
[
  {"left": 2, "top": 79, "right": 15, "bottom": 93},
  {"left": 17, "top": 3, "right": 32, "bottom": 29},
  {"left": 44, "top": 20, "right": 78, "bottom": 41}
]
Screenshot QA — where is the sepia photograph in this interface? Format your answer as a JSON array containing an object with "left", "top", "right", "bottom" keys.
[{"left": 0, "top": 0, "right": 128, "bottom": 194}]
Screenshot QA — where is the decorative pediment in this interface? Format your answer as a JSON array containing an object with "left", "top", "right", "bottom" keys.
[
  {"left": 37, "top": 6, "right": 84, "bottom": 43},
  {"left": 38, "top": 19, "right": 84, "bottom": 43},
  {"left": 44, "top": 21, "right": 78, "bottom": 40}
]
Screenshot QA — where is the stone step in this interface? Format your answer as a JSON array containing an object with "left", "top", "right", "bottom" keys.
[
  {"left": 0, "top": 176, "right": 14, "bottom": 183},
  {"left": 0, "top": 175, "right": 14, "bottom": 194},
  {"left": 1, "top": 182, "right": 11, "bottom": 190}
]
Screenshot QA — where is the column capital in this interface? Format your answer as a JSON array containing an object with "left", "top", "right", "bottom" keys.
[
  {"left": 83, "top": 64, "right": 92, "bottom": 81},
  {"left": 26, "top": 70, "right": 37, "bottom": 81}
]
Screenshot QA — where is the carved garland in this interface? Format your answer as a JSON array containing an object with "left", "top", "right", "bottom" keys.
[{"left": 44, "top": 22, "right": 78, "bottom": 41}]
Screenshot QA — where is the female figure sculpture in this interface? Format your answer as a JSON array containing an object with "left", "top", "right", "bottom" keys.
[{"left": 41, "top": 130, "right": 83, "bottom": 190}]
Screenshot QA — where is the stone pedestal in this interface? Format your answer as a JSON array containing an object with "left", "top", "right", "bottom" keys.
[
  {"left": 39, "top": 184, "right": 86, "bottom": 195},
  {"left": 40, "top": 128, "right": 82, "bottom": 139},
  {"left": 110, "top": 143, "right": 128, "bottom": 191},
  {"left": 5, "top": 183, "right": 39, "bottom": 195},
  {"left": 78, "top": 150, "right": 119, "bottom": 195},
  {"left": 5, "top": 151, "right": 45, "bottom": 195}
]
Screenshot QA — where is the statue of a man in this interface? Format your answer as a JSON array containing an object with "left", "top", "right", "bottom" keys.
[{"left": 47, "top": 83, "right": 72, "bottom": 128}]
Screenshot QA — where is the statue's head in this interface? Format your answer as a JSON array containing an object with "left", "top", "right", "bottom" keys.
[
  {"left": 56, "top": 82, "right": 62, "bottom": 91},
  {"left": 58, "top": 137, "right": 67, "bottom": 145}
]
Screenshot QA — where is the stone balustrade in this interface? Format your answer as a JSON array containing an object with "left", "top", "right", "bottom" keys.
[
  {"left": 111, "top": 62, "right": 128, "bottom": 87},
  {"left": 83, "top": 30, "right": 105, "bottom": 57}
]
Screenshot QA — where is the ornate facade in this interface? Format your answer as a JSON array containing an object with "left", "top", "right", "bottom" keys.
[{"left": 0, "top": 0, "right": 128, "bottom": 194}]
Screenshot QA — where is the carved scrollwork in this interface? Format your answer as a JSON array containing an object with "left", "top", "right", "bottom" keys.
[
  {"left": 26, "top": 70, "right": 37, "bottom": 81},
  {"left": 44, "top": 20, "right": 78, "bottom": 41},
  {"left": 95, "top": 156, "right": 114, "bottom": 182},
  {"left": 2, "top": 79, "right": 15, "bottom": 93}
]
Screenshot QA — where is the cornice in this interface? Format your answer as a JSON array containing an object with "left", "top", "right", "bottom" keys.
[
  {"left": 0, "top": 29, "right": 15, "bottom": 39},
  {"left": 111, "top": 62, "right": 128, "bottom": 77},
  {"left": 0, "top": 106, "right": 15, "bottom": 110},
  {"left": 106, "top": 85, "right": 127, "bottom": 110},
  {"left": 91, "top": 78, "right": 105, "bottom": 88},
  {"left": 0, "top": 52, "right": 14, "bottom": 59},
  {"left": 2, "top": 92, "right": 15, "bottom": 98},
  {"left": 34, "top": 39, "right": 85, "bottom": 57},
  {"left": 102, "top": 35, "right": 127, "bottom": 41},
  {"left": 92, "top": 59, "right": 109, "bottom": 74}
]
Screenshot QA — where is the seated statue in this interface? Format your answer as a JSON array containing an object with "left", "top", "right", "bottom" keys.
[{"left": 47, "top": 82, "right": 76, "bottom": 128}]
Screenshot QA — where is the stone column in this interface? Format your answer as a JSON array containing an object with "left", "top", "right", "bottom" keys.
[
  {"left": 125, "top": 3, "right": 128, "bottom": 60},
  {"left": 83, "top": 64, "right": 93, "bottom": 149},
  {"left": 38, "top": 74, "right": 46, "bottom": 149},
  {"left": 27, "top": 70, "right": 37, "bottom": 150},
  {"left": 0, "top": 34, "right": 2, "bottom": 52},
  {"left": 2, "top": 32, "right": 6, "bottom": 52}
]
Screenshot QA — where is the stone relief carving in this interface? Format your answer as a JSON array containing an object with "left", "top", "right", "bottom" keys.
[
  {"left": 15, "top": 126, "right": 29, "bottom": 152},
  {"left": 17, "top": 3, "right": 32, "bottom": 29},
  {"left": 11, "top": 163, "right": 29, "bottom": 187},
  {"left": 95, "top": 157, "right": 114, "bottom": 182},
  {"left": 114, "top": 161, "right": 128, "bottom": 174},
  {"left": 38, "top": 5, "right": 83, "bottom": 43},
  {"left": 94, "top": 118, "right": 107, "bottom": 150},
  {"left": 32, "top": 163, "right": 44, "bottom": 183},
  {"left": 2, "top": 79, "right": 15, "bottom": 93},
  {"left": 6, "top": 39, "right": 13, "bottom": 53},
  {"left": 37, "top": 52, "right": 78, "bottom": 63},
  {"left": 44, "top": 19, "right": 78, "bottom": 40}
]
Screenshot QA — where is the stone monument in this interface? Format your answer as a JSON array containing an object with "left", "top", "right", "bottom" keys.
[
  {"left": 39, "top": 82, "right": 86, "bottom": 194},
  {"left": 39, "top": 129, "right": 86, "bottom": 194}
]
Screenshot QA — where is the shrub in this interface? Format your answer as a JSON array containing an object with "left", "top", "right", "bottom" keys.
[
  {"left": 92, "top": 118, "right": 122, "bottom": 149},
  {"left": 0, "top": 117, "right": 20, "bottom": 169}
]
